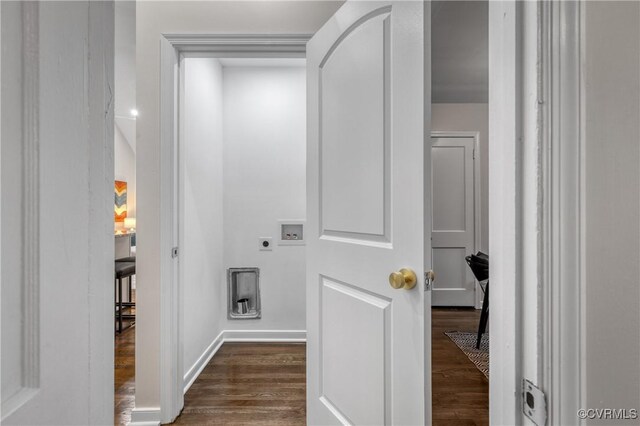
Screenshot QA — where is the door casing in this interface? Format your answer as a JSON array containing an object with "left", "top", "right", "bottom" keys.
[{"left": 151, "top": 34, "right": 311, "bottom": 424}]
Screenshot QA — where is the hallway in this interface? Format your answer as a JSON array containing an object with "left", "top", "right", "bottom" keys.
[
  {"left": 432, "top": 308, "right": 489, "bottom": 425},
  {"left": 111, "top": 308, "right": 489, "bottom": 425},
  {"left": 115, "top": 310, "right": 488, "bottom": 425},
  {"left": 115, "top": 326, "right": 136, "bottom": 425}
]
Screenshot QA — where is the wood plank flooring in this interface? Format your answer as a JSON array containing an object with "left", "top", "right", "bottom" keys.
[
  {"left": 174, "top": 343, "right": 306, "bottom": 425},
  {"left": 117, "top": 308, "right": 486, "bottom": 425},
  {"left": 114, "top": 325, "right": 135, "bottom": 425},
  {"left": 432, "top": 307, "right": 489, "bottom": 425}
]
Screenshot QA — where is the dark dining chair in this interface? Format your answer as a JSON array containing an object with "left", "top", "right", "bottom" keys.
[
  {"left": 115, "top": 257, "right": 136, "bottom": 333},
  {"left": 465, "top": 252, "right": 489, "bottom": 349}
]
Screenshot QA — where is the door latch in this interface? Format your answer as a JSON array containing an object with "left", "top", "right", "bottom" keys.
[
  {"left": 424, "top": 270, "right": 435, "bottom": 291},
  {"left": 171, "top": 247, "right": 179, "bottom": 258}
]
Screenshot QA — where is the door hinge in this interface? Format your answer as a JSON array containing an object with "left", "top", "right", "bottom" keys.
[
  {"left": 522, "top": 379, "right": 547, "bottom": 426},
  {"left": 171, "top": 247, "right": 179, "bottom": 258}
]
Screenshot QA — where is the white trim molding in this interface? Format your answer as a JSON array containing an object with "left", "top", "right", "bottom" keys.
[
  {"left": 129, "top": 408, "right": 162, "bottom": 426},
  {"left": 489, "top": 2, "right": 582, "bottom": 424},
  {"left": 163, "top": 33, "right": 312, "bottom": 54},
  {"left": 541, "top": 1, "right": 584, "bottom": 424},
  {"left": 21, "top": 1, "right": 40, "bottom": 392},
  {"left": 1, "top": 3, "right": 41, "bottom": 419},
  {"left": 158, "top": 35, "right": 182, "bottom": 425},
  {"left": 87, "top": 1, "right": 116, "bottom": 423},
  {"left": 488, "top": 1, "right": 524, "bottom": 423},
  {"left": 182, "top": 331, "right": 225, "bottom": 394},
  {"left": 224, "top": 329, "right": 307, "bottom": 343}
]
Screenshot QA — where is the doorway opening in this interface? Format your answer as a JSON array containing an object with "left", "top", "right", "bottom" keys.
[
  {"left": 114, "top": 2, "right": 137, "bottom": 424},
  {"left": 175, "top": 55, "right": 308, "bottom": 423},
  {"left": 430, "top": 1, "right": 490, "bottom": 424},
  {"left": 150, "top": 1, "right": 528, "bottom": 421}
]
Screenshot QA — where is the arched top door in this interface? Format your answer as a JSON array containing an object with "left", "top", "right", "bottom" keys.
[{"left": 306, "top": 1, "right": 431, "bottom": 424}]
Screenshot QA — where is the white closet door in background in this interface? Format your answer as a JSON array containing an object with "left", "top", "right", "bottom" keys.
[{"left": 431, "top": 136, "right": 476, "bottom": 306}]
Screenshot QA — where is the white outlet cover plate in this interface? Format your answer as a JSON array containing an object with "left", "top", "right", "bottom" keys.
[{"left": 259, "top": 237, "right": 273, "bottom": 251}]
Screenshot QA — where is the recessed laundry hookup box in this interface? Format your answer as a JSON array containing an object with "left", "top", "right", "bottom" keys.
[
  {"left": 227, "top": 267, "right": 261, "bottom": 320},
  {"left": 278, "top": 220, "right": 305, "bottom": 246}
]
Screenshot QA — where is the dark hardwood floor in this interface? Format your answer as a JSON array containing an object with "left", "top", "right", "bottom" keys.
[
  {"left": 114, "top": 324, "right": 135, "bottom": 425},
  {"left": 118, "top": 308, "right": 486, "bottom": 425},
  {"left": 174, "top": 343, "right": 306, "bottom": 425},
  {"left": 432, "top": 307, "right": 489, "bottom": 426}
]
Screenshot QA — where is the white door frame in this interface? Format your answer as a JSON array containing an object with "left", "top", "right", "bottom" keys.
[
  {"left": 489, "top": 1, "right": 525, "bottom": 423},
  {"left": 154, "top": 34, "right": 310, "bottom": 424},
  {"left": 430, "top": 131, "right": 482, "bottom": 308},
  {"left": 489, "top": 1, "right": 584, "bottom": 423},
  {"left": 540, "top": 1, "right": 584, "bottom": 423},
  {"left": 150, "top": 2, "right": 578, "bottom": 423}
]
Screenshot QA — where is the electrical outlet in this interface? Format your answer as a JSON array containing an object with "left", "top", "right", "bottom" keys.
[{"left": 259, "top": 237, "right": 273, "bottom": 251}]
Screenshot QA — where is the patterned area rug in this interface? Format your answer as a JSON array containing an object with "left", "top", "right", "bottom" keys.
[{"left": 444, "top": 331, "right": 489, "bottom": 379}]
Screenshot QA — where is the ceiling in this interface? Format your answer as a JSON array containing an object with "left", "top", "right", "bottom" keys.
[
  {"left": 112, "top": 0, "right": 488, "bottom": 149},
  {"left": 432, "top": 1, "right": 488, "bottom": 103},
  {"left": 115, "top": 1, "right": 136, "bottom": 151}
]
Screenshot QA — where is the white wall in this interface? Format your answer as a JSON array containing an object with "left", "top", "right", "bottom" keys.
[
  {"left": 115, "top": 0, "right": 136, "bottom": 119},
  {"left": 114, "top": 1, "right": 136, "bottom": 221},
  {"left": 583, "top": 1, "right": 640, "bottom": 414},
  {"left": 135, "top": 1, "right": 342, "bottom": 415},
  {"left": 431, "top": 103, "right": 488, "bottom": 253},
  {"left": 222, "top": 65, "right": 307, "bottom": 332},
  {"left": 115, "top": 124, "right": 136, "bottom": 218},
  {"left": 1, "top": 2, "right": 114, "bottom": 424},
  {"left": 178, "top": 61, "right": 307, "bottom": 385},
  {"left": 431, "top": 1, "right": 488, "bottom": 103},
  {"left": 181, "top": 58, "right": 225, "bottom": 377}
]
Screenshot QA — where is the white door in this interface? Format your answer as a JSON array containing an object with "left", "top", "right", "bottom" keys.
[
  {"left": 2, "top": 2, "right": 114, "bottom": 425},
  {"left": 431, "top": 136, "right": 475, "bottom": 306},
  {"left": 306, "top": 1, "right": 430, "bottom": 425}
]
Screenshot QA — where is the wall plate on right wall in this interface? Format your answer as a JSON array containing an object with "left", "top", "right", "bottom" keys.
[{"left": 277, "top": 220, "right": 305, "bottom": 246}]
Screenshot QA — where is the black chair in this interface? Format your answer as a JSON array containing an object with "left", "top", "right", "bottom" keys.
[
  {"left": 115, "top": 259, "right": 136, "bottom": 333},
  {"left": 465, "top": 252, "right": 489, "bottom": 349},
  {"left": 116, "top": 256, "right": 136, "bottom": 301}
]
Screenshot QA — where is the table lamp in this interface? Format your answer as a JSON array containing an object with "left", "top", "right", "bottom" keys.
[{"left": 124, "top": 217, "right": 136, "bottom": 232}]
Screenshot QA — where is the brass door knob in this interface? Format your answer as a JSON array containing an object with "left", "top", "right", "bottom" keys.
[{"left": 389, "top": 268, "right": 417, "bottom": 290}]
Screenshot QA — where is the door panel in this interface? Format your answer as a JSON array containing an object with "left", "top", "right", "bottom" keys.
[
  {"left": 431, "top": 137, "right": 475, "bottom": 306},
  {"left": 320, "top": 11, "right": 390, "bottom": 240},
  {"left": 320, "top": 277, "right": 391, "bottom": 425},
  {"left": 432, "top": 147, "right": 466, "bottom": 231},
  {"left": 307, "top": 2, "right": 428, "bottom": 425}
]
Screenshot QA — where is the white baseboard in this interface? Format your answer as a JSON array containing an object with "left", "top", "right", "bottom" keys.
[
  {"left": 129, "top": 407, "right": 161, "bottom": 426},
  {"left": 183, "top": 331, "right": 224, "bottom": 394},
  {"left": 223, "top": 329, "right": 306, "bottom": 343},
  {"left": 181, "top": 329, "right": 306, "bottom": 395}
]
